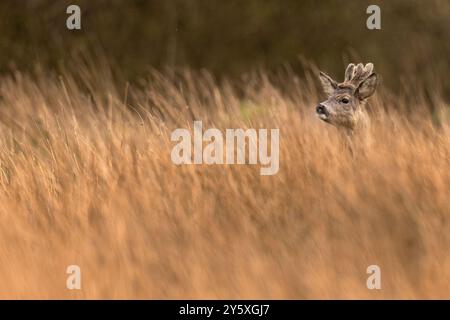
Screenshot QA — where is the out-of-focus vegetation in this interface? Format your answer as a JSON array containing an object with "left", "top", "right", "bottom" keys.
[
  {"left": 0, "top": 65, "right": 449, "bottom": 299},
  {"left": 0, "top": 1, "right": 449, "bottom": 299},
  {"left": 0, "top": 0, "right": 449, "bottom": 94}
]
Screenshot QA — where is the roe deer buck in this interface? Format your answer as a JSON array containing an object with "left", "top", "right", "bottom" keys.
[{"left": 316, "top": 63, "right": 378, "bottom": 133}]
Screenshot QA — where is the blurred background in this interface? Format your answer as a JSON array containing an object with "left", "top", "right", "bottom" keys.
[
  {"left": 0, "top": 1, "right": 449, "bottom": 299},
  {"left": 0, "top": 0, "right": 449, "bottom": 94}
]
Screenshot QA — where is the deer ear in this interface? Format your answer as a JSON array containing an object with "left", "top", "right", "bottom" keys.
[
  {"left": 319, "top": 71, "right": 337, "bottom": 96},
  {"left": 356, "top": 73, "right": 378, "bottom": 100}
]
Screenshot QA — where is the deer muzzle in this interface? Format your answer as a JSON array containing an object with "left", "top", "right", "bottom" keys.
[{"left": 316, "top": 104, "right": 329, "bottom": 120}]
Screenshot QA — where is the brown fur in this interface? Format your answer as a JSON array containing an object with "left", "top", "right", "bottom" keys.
[{"left": 316, "top": 63, "right": 378, "bottom": 132}]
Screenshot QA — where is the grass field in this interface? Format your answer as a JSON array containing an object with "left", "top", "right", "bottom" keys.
[{"left": 0, "top": 65, "right": 448, "bottom": 299}]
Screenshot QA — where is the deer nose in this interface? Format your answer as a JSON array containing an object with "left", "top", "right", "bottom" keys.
[{"left": 316, "top": 104, "right": 327, "bottom": 115}]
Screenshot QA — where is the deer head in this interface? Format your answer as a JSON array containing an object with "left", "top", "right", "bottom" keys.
[{"left": 316, "top": 63, "right": 378, "bottom": 130}]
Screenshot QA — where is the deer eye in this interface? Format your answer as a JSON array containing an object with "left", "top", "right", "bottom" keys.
[{"left": 340, "top": 98, "right": 350, "bottom": 104}]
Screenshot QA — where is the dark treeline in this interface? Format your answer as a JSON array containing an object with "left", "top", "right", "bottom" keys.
[{"left": 0, "top": 0, "right": 449, "bottom": 94}]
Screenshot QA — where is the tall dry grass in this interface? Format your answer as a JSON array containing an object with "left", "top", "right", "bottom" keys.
[{"left": 0, "top": 65, "right": 448, "bottom": 299}]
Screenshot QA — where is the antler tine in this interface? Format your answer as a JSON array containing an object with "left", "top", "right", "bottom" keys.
[
  {"left": 344, "top": 63, "right": 355, "bottom": 82},
  {"left": 344, "top": 62, "right": 375, "bottom": 87},
  {"left": 364, "top": 63, "right": 374, "bottom": 74}
]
